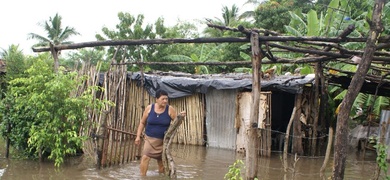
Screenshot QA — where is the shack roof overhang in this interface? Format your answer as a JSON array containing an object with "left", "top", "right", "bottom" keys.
[
  {"left": 328, "top": 75, "right": 390, "bottom": 97},
  {"left": 128, "top": 72, "right": 315, "bottom": 98}
]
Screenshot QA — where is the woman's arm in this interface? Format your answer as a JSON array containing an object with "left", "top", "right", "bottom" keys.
[
  {"left": 135, "top": 105, "right": 151, "bottom": 145},
  {"left": 169, "top": 106, "right": 177, "bottom": 120},
  {"left": 169, "top": 106, "right": 186, "bottom": 121}
]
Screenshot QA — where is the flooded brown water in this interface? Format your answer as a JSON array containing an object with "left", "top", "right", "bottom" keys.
[{"left": 0, "top": 143, "right": 383, "bottom": 180}]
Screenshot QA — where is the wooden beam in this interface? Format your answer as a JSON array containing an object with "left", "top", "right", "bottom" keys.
[
  {"left": 31, "top": 36, "right": 384, "bottom": 52},
  {"left": 110, "top": 56, "right": 335, "bottom": 66}
]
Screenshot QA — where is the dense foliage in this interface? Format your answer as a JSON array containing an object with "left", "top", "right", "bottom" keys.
[{"left": 0, "top": 58, "right": 105, "bottom": 167}]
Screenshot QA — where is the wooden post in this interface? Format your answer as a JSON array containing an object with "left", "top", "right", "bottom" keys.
[
  {"left": 333, "top": 0, "right": 385, "bottom": 179},
  {"left": 318, "top": 69, "right": 328, "bottom": 155},
  {"left": 292, "top": 94, "right": 303, "bottom": 155},
  {"left": 311, "top": 62, "right": 321, "bottom": 156},
  {"left": 162, "top": 114, "right": 185, "bottom": 179},
  {"left": 96, "top": 110, "right": 109, "bottom": 168},
  {"left": 245, "top": 32, "right": 263, "bottom": 180}
]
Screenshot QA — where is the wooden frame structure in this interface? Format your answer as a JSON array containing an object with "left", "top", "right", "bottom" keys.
[{"left": 32, "top": 18, "right": 390, "bottom": 178}]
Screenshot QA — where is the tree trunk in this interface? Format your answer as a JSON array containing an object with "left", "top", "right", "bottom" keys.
[
  {"left": 162, "top": 114, "right": 185, "bottom": 179},
  {"left": 332, "top": 1, "right": 385, "bottom": 179},
  {"left": 49, "top": 43, "right": 59, "bottom": 73},
  {"left": 245, "top": 32, "right": 263, "bottom": 180}
]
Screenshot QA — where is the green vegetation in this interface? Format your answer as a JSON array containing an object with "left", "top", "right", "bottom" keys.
[
  {"left": 0, "top": 58, "right": 106, "bottom": 167},
  {"left": 370, "top": 137, "right": 390, "bottom": 180},
  {"left": 224, "top": 159, "right": 244, "bottom": 180},
  {"left": 0, "top": 45, "right": 108, "bottom": 166},
  {"left": 224, "top": 159, "right": 258, "bottom": 180}
]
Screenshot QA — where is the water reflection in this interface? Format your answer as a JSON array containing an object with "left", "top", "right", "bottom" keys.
[{"left": 0, "top": 144, "right": 381, "bottom": 180}]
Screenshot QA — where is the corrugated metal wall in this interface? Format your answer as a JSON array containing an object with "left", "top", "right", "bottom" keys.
[
  {"left": 380, "top": 110, "right": 390, "bottom": 160},
  {"left": 205, "top": 88, "right": 238, "bottom": 149}
]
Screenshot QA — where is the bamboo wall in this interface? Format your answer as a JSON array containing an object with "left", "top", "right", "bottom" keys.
[
  {"left": 81, "top": 68, "right": 206, "bottom": 167},
  {"left": 124, "top": 80, "right": 205, "bottom": 145}
]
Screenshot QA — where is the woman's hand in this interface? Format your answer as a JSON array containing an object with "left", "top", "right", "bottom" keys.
[
  {"left": 179, "top": 111, "right": 186, "bottom": 117},
  {"left": 135, "top": 136, "right": 141, "bottom": 145}
]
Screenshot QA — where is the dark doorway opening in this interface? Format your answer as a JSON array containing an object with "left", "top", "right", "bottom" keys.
[{"left": 270, "top": 91, "right": 295, "bottom": 151}]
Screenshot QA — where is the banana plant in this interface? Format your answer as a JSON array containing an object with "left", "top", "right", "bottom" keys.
[{"left": 333, "top": 90, "right": 390, "bottom": 123}]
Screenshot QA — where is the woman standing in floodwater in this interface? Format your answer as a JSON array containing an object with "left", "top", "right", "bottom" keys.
[{"left": 134, "top": 89, "right": 186, "bottom": 176}]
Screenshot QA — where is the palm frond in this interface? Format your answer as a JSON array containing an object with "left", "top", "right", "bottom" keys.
[{"left": 59, "top": 26, "right": 80, "bottom": 43}]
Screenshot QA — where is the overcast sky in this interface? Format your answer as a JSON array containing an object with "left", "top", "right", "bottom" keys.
[{"left": 1, "top": 0, "right": 253, "bottom": 55}]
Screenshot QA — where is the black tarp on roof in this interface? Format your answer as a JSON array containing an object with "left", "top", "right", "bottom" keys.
[{"left": 129, "top": 72, "right": 315, "bottom": 98}]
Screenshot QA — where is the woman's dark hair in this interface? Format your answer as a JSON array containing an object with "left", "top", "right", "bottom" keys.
[{"left": 155, "top": 89, "right": 168, "bottom": 99}]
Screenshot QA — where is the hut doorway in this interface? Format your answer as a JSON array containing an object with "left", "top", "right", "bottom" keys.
[{"left": 270, "top": 91, "right": 295, "bottom": 152}]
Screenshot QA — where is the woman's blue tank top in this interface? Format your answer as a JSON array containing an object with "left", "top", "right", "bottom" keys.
[{"left": 145, "top": 104, "right": 171, "bottom": 139}]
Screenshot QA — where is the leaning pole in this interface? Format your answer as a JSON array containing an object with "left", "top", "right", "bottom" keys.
[{"left": 332, "top": 0, "right": 385, "bottom": 179}]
